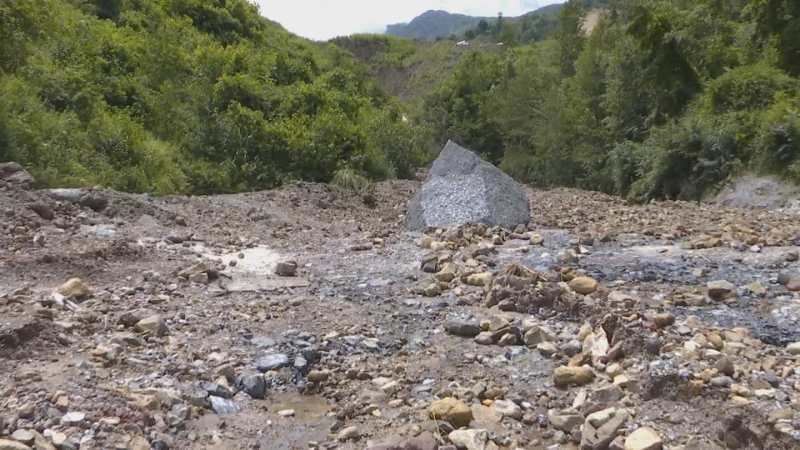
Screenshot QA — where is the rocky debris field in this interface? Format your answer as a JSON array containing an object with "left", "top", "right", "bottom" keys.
[{"left": 3, "top": 166, "right": 800, "bottom": 450}]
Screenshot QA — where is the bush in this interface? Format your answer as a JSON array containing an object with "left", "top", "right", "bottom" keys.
[{"left": 706, "top": 64, "right": 798, "bottom": 113}]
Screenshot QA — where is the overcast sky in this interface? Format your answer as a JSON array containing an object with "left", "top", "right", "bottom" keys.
[{"left": 254, "top": 1, "right": 564, "bottom": 40}]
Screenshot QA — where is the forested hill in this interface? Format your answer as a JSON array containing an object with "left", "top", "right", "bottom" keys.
[
  {"left": 366, "top": 0, "right": 800, "bottom": 201},
  {"left": 0, "top": 0, "right": 429, "bottom": 194}
]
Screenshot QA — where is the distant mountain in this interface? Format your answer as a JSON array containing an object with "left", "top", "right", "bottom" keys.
[
  {"left": 386, "top": 10, "right": 486, "bottom": 40},
  {"left": 385, "top": 4, "right": 566, "bottom": 41}
]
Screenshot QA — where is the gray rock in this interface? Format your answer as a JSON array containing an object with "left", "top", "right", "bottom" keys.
[
  {"left": 255, "top": 353, "right": 290, "bottom": 372},
  {"left": 0, "top": 162, "right": 34, "bottom": 186},
  {"left": 274, "top": 261, "right": 298, "bottom": 277},
  {"left": 445, "top": 319, "right": 481, "bottom": 338},
  {"left": 407, "top": 141, "right": 530, "bottom": 230},
  {"left": 237, "top": 374, "right": 267, "bottom": 399},
  {"left": 209, "top": 396, "right": 239, "bottom": 415},
  {"left": 48, "top": 189, "right": 83, "bottom": 203}
]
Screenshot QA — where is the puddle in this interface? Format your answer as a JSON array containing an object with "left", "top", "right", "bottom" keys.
[
  {"left": 195, "top": 245, "right": 309, "bottom": 292},
  {"left": 258, "top": 393, "right": 333, "bottom": 450}
]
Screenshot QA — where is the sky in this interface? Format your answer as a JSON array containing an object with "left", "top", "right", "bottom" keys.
[{"left": 255, "top": 1, "right": 564, "bottom": 41}]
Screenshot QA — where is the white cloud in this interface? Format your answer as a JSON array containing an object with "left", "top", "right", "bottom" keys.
[{"left": 254, "top": 0, "right": 564, "bottom": 40}]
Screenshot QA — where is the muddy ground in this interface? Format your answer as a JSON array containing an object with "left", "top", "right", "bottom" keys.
[{"left": 2, "top": 175, "right": 800, "bottom": 450}]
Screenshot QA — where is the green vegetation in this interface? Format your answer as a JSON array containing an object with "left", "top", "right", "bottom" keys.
[
  {"left": 0, "top": 0, "right": 429, "bottom": 194},
  {"left": 417, "top": 0, "right": 800, "bottom": 200}
]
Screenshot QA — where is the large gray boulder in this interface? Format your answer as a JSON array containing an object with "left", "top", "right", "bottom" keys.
[{"left": 407, "top": 141, "right": 530, "bottom": 230}]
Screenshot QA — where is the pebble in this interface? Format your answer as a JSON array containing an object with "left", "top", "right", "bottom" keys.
[
  {"left": 624, "top": 426, "right": 663, "bottom": 450},
  {"left": 57, "top": 278, "right": 91, "bottom": 300},
  {"left": 0, "top": 439, "right": 31, "bottom": 450},
  {"left": 278, "top": 409, "right": 295, "bottom": 417},
  {"left": 429, "top": 398, "right": 473, "bottom": 428},
  {"left": 274, "top": 261, "right": 298, "bottom": 277},
  {"left": 569, "top": 276, "right": 599, "bottom": 295},
  {"left": 255, "top": 353, "right": 290, "bottom": 372},
  {"left": 338, "top": 426, "right": 360, "bottom": 441},
  {"left": 9, "top": 430, "right": 33, "bottom": 446},
  {"left": 134, "top": 315, "right": 167, "bottom": 336},
  {"left": 707, "top": 280, "right": 735, "bottom": 300},
  {"left": 553, "top": 366, "right": 595, "bottom": 387},
  {"left": 60, "top": 412, "right": 85, "bottom": 425},
  {"left": 445, "top": 319, "right": 481, "bottom": 338},
  {"left": 492, "top": 399, "right": 522, "bottom": 420}
]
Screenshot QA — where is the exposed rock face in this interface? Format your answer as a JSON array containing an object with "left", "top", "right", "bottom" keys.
[{"left": 407, "top": 141, "right": 530, "bottom": 230}]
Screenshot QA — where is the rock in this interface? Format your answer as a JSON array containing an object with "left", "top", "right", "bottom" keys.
[
  {"left": 445, "top": 319, "right": 481, "bottom": 338},
  {"left": 464, "top": 272, "right": 492, "bottom": 287},
  {"left": 448, "top": 429, "right": 492, "bottom": 450},
  {"left": 0, "top": 163, "right": 34, "bottom": 189},
  {"left": 307, "top": 370, "right": 330, "bottom": 383},
  {"left": 553, "top": 366, "right": 595, "bottom": 387},
  {"left": 581, "top": 408, "right": 628, "bottom": 450},
  {"left": 278, "top": 409, "right": 295, "bottom": 417},
  {"left": 209, "top": 396, "right": 239, "bottom": 415},
  {"left": 134, "top": 315, "right": 167, "bottom": 336},
  {"left": 57, "top": 278, "right": 91, "bottom": 300},
  {"left": 255, "top": 353, "right": 290, "bottom": 372},
  {"left": 407, "top": 141, "right": 530, "bottom": 230},
  {"left": 549, "top": 409, "right": 584, "bottom": 432},
  {"left": 569, "top": 277, "right": 599, "bottom": 295},
  {"left": 523, "top": 326, "right": 554, "bottom": 347},
  {"left": 474, "top": 332, "right": 495, "bottom": 345},
  {"left": 60, "top": 412, "right": 85, "bottom": 425},
  {"left": 48, "top": 188, "right": 83, "bottom": 203},
  {"left": 707, "top": 280, "right": 735, "bottom": 301},
  {"left": 492, "top": 400, "right": 522, "bottom": 419},
  {"left": 652, "top": 313, "right": 674, "bottom": 328},
  {"left": 274, "top": 261, "right": 298, "bottom": 277},
  {"left": 338, "top": 426, "right": 360, "bottom": 441},
  {"left": 624, "top": 427, "right": 662, "bottom": 450},
  {"left": 78, "top": 192, "right": 108, "bottom": 211},
  {"left": 715, "top": 357, "right": 735, "bottom": 376},
  {"left": 236, "top": 374, "right": 266, "bottom": 399},
  {"left": 0, "top": 439, "right": 31, "bottom": 450},
  {"left": 366, "top": 432, "right": 438, "bottom": 450},
  {"left": 430, "top": 398, "right": 474, "bottom": 428},
  {"left": 10, "top": 430, "right": 34, "bottom": 445},
  {"left": 27, "top": 203, "right": 54, "bottom": 220},
  {"left": 786, "top": 342, "right": 800, "bottom": 355}
]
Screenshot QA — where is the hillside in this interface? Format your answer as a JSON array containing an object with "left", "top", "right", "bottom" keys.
[
  {"left": 386, "top": 10, "right": 484, "bottom": 40},
  {"left": 386, "top": 4, "right": 566, "bottom": 41},
  {"left": 0, "top": 0, "right": 429, "bottom": 195}
]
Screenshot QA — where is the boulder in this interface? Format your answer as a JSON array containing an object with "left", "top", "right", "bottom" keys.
[
  {"left": 407, "top": 141, "right": 530, "bottom": 230},
  {"left": 0, "top": 162, "right": 34, "bottom": 187}
]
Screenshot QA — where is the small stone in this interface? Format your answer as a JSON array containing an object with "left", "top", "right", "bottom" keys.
[
  {"left": 553, "top": 366, "right": 595, "bottom": 387},
  {"left": 57, "top": 278, "right": 91, "bottom": 300},
  {"left": 237, "top": 374, "right": 266, "bottom": 399},
  {"left": 523, "top": 326, "right": 554, "bottom": 347},
  {"left": 624, "top": 427, "right": 663, "bottom": 450},
  {"left": 530, "top": 233, "right": 544, "bottom": 245},
  {"left": 474, "top": 332, "right": 495, "bottom": 345},
  {"left": 278, "top": 409, "right": 295, "bottom": 417},
  {"left": 338, "top": 426, "right": 360, "bottom": 441},
  {"left": 569, "top": 277, "right": 599, "bottom": 295},
  {"left": 465, "top": 272, "right": 493, "bottom": 287},
  {"left": 492, "top": 399, "right": 522, "bottom": 419},
  {"left": 60, "top": 412, "right": 85, "bottom": 425},
  {"left": 274, "top": 261, "right": 298, "bottom": 277},
  {"left": 445, "top": 319, "right": 481, "bottom": 338},
  {"left": 134, "top": 315, "right": 167, "bottom": 336},
  {"left": 209, "top": 396, "right": 239, "bottom": 415},
  {"left": 715, "top": 357, "right": 735, "bottom": 376},
  {"left": 10, "top": 430, "right": 34, "bottom": 445},
  {"left": 0, "top": 439, "right": 31, "bottom": 450},
  {"left": 429, "top": 398, "right": 473, "bottom": 428},
  {"left": 256, "top": 353, "right": 290, "bottom": 372},
  {"left": 652, "top": 313, "right": 675, "bottom": 328},
  {"left": 786, "top": 342, "right": 800, "bottom": 355},
  {"left": 307, "top": 370, "right": 330, "bottom": 383},
  {"left": 448, "top": 429, "right": 490, "bottom": 450},
  {"left": 707, "top": 280, "right": 735, "bottom": 301}
]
